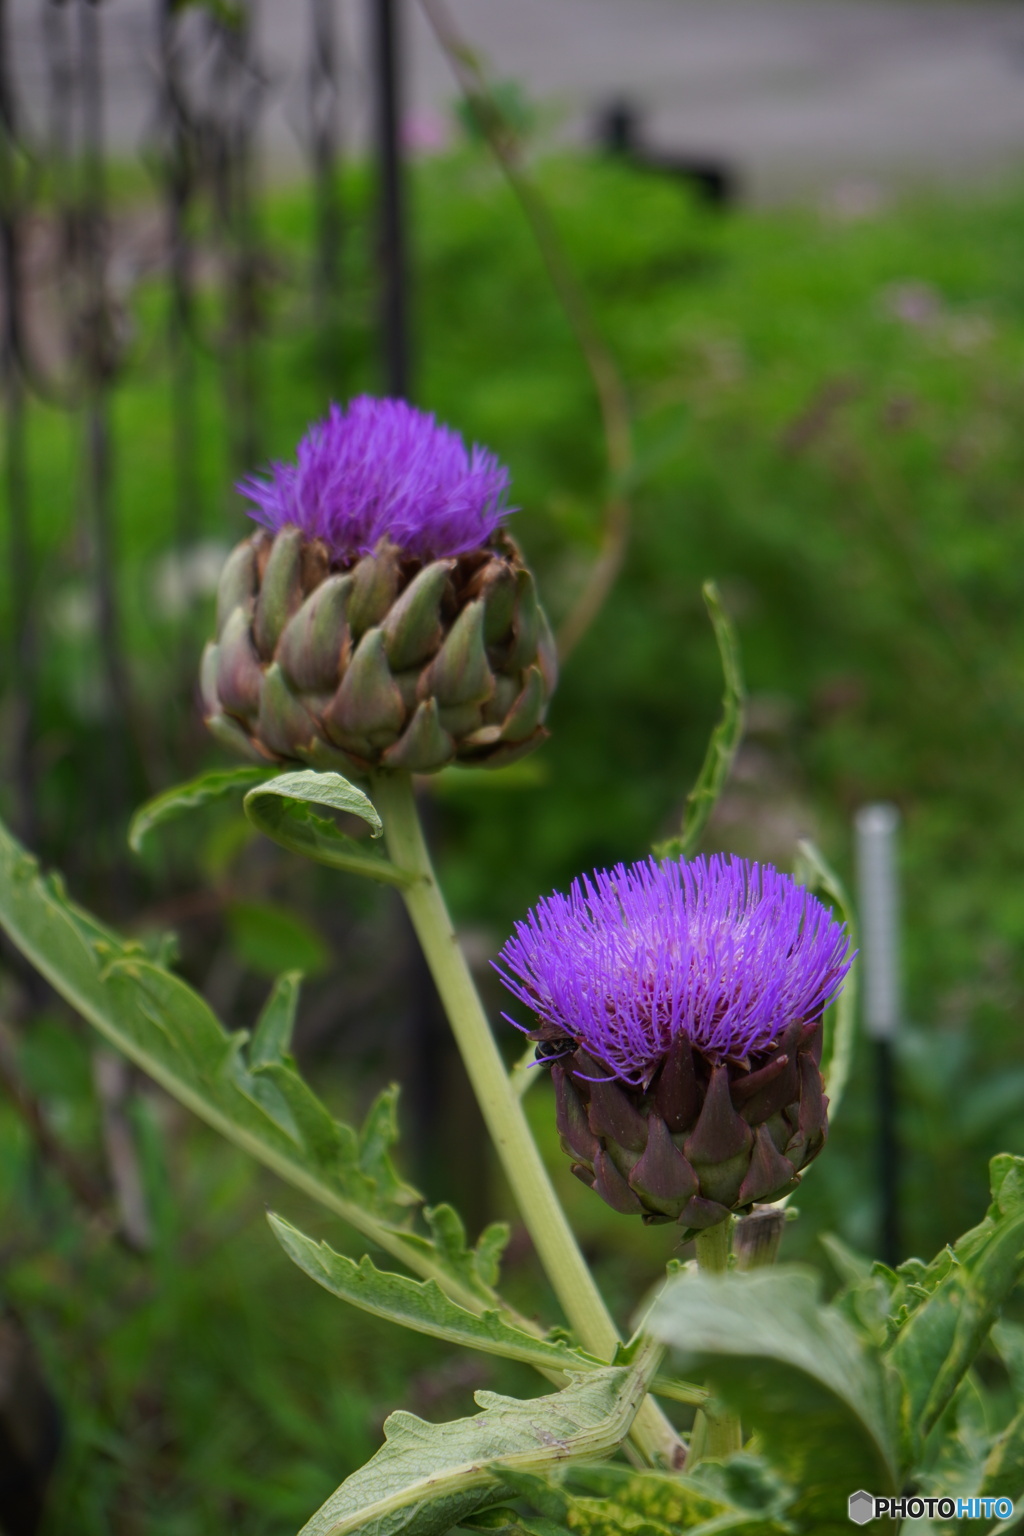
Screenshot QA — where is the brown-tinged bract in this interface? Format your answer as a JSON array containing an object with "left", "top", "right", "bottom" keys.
[
  {"left": 543, "top": 1019, "right": 827, "bottom": 1238},
  {"left": 201, "top": 525, "right": 557, "bottom": 776}
]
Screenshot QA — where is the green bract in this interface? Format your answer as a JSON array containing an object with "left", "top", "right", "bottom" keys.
[{"left": 201, "top": 526, "right": 557, "bottom": 776}]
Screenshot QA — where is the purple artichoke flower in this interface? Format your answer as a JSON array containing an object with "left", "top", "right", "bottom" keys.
[
  {"left": 496, "top": 855, "right": 854, "bottom": 1232},
  {"left": 238, "top": 396, "right": 514, "bottom": 563},
  {"left": 201, "top": 397, "right": 555, "bottom": 775}
]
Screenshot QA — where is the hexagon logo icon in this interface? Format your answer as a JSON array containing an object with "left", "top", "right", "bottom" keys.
[{"left": 848, "top": 1490, "right": 875, "bottom": 1525}]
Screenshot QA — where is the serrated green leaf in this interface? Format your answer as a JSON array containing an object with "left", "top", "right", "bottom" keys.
[
  {"left": 300, "top": 1344, "right": 661, "bottom": 1536},
  {"left": 268, "top": 1215, "right": 599, "bottom": 1373},
  {"left": 993, "top": 1321, "right": 1024, "bottom": 1404},
  {"left": 250, "top": 972, "right": 302, "bottom": 1066},
  {"left": 820, "top": 1232, "right": 873, "bottom": 1288},
  {"left": 889, "top": 1155, "right": 1024, "bottom": 1457},
  {"left": 977, "top": 1405, "right": 1024, "bottom": 1512},
  {"left": 649, "top": 1268, "right": 898, "bottom": 1532},
  {"left": 128, "top": 766, "right": 272, "bottom": 853},
  {"left": 244, "top": 770, "right": 410, "bottom": 886},
  {"left": 821, "top": 1234, "right": 896, "bottom": 1348},
  {"left": 500, "top": 1459, "right": 791, "bottom": 1536},
  {"left": 914, "top": 1375, "right": 990, "bottom": 1508},
  {"left": 654, "top": 580, "right": 745, "bottom": 863},
  {"left": 457, "top": 1509, "right": 566, "bottom": 1536},
  {"left": 249, "top": 769, "right": 384, "bottom": 833},
  {"left": 473, "top": 1222, "right": 511, "bottom": 1292},
  {"left": 0, "top": 815, "right": 500, "bottom": 1315},
  {"left": 685, "top": 1453, "right": 795, "bottom": 1524},
  {"left": 396, "top": 1204, "right": 511, "bottom": 1308}
]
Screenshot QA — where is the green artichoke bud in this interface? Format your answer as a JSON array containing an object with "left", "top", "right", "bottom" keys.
[
  {"left": 202, "top": 528, "right": 557, "bottom": 776},
  {"left": 201, "top": 397, "right": 558, "bottom": 775}
]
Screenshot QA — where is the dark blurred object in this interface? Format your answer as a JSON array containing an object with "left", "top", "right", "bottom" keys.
[
  {"left": 856, "top": 803, "right": 903, "bottom": 1269},
  {"left": 0, "top": 1312, "right": 61, "bottom": 1536},
  {"left": 734, "top": 1207, "right": 786, "bottom": 1269},
  {"left": 372, "top": 0, "right": 411, "bottom": 397},
  {"left": 595, "top": 99, "right": 737, "bottom": 207}
]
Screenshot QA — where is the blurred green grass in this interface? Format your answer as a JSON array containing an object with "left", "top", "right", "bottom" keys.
[{"left": 7, "top": 149, "right": 1024, "bottom": 1529}]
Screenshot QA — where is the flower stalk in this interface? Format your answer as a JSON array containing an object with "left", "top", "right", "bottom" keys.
[
  {"left": 371, "top": 768, "right": 683, "bottom": 1469},
  {"left": 689, "top": 1219, "right": 743, "bottom": 1463}
]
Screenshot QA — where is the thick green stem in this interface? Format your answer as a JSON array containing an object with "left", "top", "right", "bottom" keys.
[
  {"left": 694, "top": 1220, "right": 732, "bottom": 1276},
  {"left": 689, "top": 1220, "right": 742, "bottom": 1464},
  {"left": 372, "top": 770, "right": 682, "bottom": 1470}
]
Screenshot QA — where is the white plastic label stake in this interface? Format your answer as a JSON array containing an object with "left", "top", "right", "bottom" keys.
[{"left": 855, "top": 803, "right": 901, "bottom": 1041}]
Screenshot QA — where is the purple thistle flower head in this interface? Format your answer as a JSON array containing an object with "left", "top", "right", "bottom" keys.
[
  {"left": 495, "top": 854, "right": 854, "bottom": 1087},
  {"left": 238, "top": 396, "right": 514, "bottom": 562}
]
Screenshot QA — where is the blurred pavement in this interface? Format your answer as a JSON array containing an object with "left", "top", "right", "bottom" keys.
[{"left": 7, "top": 0, "right": 1024, "bottom": 202}]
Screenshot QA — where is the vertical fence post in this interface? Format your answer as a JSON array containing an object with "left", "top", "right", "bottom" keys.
[
  {"left": 0, "top": 0, "right": 37, "bottom": 846},
  {"left": 78, "top": 0, "right": 142, "bottom": 848},
  {"left": 210, "top": 0, "right": 263, "bottom": 478},
  {"left": 855, "top": 802, "right": 902, "bottom": 1266},
  {"left": 308, "top": 0, "right": 342, "bottom": 368},
  {"left": 158, "top": 0, "right": 201, "bottom": 556},
  {"left": 371, "top": 0, "right": 409, "bottom": 398}
]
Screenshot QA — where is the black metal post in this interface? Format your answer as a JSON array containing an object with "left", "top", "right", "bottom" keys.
[
  {"left": 309, "top": 0, "right": 342, "bottom": 358},
  {"left": 209, "top": 2, "right": 263, "bottom": 477},
  {"left": 856, "top": 803, "right": 902, "bottom": 1268},
  {"left": 158, "top": 0, "right": 201, "bottom": 557},
  {"left": 371, "top": 0, "right": 409, "bottom": 397},
  {"left": 876, "top": 1037, "right": 900, "bottom": 1267}
]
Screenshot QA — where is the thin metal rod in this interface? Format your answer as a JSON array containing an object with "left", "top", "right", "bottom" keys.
[
  {"left": 372, "top": 0, "right": 409, "bottom": 397},
  {"left": 876, "top": 1036, "right": 900, "bottom": 1267}
]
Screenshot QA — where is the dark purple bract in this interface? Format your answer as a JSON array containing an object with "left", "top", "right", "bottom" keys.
[
  {"left": 495, "top": 854, "right": 854, "bottom": 1085},
  {"left": 238, "top": 396, "right": 513, "bottom": 561}
]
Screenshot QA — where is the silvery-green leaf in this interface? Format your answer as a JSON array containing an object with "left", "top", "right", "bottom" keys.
[
  {"left": 0, "top": 815, "right": 499, "bottom": 1314},
  {"left": 493, "top": 1458, "right": 792, "bottom": 1536},
  {"left": 128, "top": 766, "right": 271, "bottom": 853},
  {"left": 889, "top": 1155, "right": 1024, "bottom": 1458},
  {"left": 300, "top": 1342, "right": 660, "bottom": 1536},
  {"left": 269, "top": 1214, "right": 599, "bottom": 1374},
  {"left": 977, "top": 1405, "right": 1024, "bottom": 1514},
  {"left": 649, "top": 1267, "right": 898, "bottom": 1532},
  {"left": 244, "top": 770, "right": 410, "bottom": 886}
]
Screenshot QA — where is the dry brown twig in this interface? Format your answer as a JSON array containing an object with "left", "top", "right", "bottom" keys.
[{"left": 417, "top": 0, "right": 632, "bottom": 660}]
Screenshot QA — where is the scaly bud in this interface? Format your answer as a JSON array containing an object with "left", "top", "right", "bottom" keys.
[
  {"left": 381, "top": 560, "right": 453, "bottom": 670},
  {"left": 202, "top": 397, "right": 557, "bottom": 776},
  {"left": 277, "top": 574, "right": 352, "bottom": 696},
  {"left": 215, "top": 541, "right": 256, "bottom": 636},
  {"left": 253, "top": 526, "right": 304, "bottom": 658}
]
